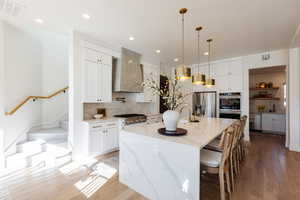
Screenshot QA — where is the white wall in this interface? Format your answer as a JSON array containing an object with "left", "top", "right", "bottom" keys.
[
  {"left": 2, "top": 22, "right": 43, "bottom": 154},
  {"left": 288, "top": 48, "right": 300, "bottom": 151},
  {"left": 0, "top": 22, "right": 69, "bottom": 156},
  {"left": 0, "top": 21, "right": 5, "bottom": 168},
  {"left": 40, "top": 32, "right": 69, "bottom": 127}
]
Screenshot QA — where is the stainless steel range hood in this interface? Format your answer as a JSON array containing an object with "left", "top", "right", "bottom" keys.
[{"left": 113, "top": 48, "right": 143, "bottom": 93}]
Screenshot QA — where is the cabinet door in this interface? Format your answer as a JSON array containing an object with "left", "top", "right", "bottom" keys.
[
  {"left": 228, "top": 60, "right": 242, "bottom": 76},
  {"left": 272, "top": 115, "right": 286, "bottom": 133},
  {"left": 102, "top": 127, "right": 118, "bottom": 152},
  {"left": 228, "top": 75, "right": 243, "bottom": 92},
  {"left": 216, "top": 76, "right": 229, "bottom": 92},
  {"left": 107, "top": 127, "right": 119, "bottom": 149},
  {"left": 211, "top": 62, "right": 229, "bottom": 77},
  {"left": 262, "top": 114, "right": 273, "bottom": 131},
  {"left": 89, "top": 131, "right": 103, "bottom": 155},
  {"left": 254, "top": 114, "right": 261, "bottom": 130},
  {"left": 84, "top": 60, "right": 99, "bottom": 102},
  {"left": 99, "top": 64, "right": 112, "bottom": 102}
]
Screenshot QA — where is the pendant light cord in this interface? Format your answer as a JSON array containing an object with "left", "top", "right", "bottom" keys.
[
  {"left": 182, "top": 13, "right": 185, "bottom": 65},
  {"left": 208, "top": 40, "right": 211, "bottom": 78},
  {"left": 197, "top": 30, "right": 200, "bottom": 74}
]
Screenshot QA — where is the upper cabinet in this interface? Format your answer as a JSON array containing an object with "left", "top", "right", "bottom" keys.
[
  {"left": 136, "top": 64, "right": 159, "bottom": 103},
  {"left": 83, "top": 47, "right": 112, "bottom": 103},
  {"left": 212, "top": 59, "right": 243, "bottom": 92}
]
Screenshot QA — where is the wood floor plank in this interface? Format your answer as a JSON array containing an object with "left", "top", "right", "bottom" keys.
[{"left": 0, "top": 132, "right": 299, "bottom": 200}]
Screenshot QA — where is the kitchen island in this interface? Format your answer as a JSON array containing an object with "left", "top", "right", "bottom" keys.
[{"left": 119, "top": 117, "right": 235, "bottom": 200}]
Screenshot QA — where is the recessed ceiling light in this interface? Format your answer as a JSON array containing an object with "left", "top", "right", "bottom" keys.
[
  {"left": 129, "top": 36, "right": 135, "bottom": 41},
  {"left": 34, "top": 18, "right": 44, "bottom": 24},
  {"left": 82, "top": 13, "right": 91, "bottom": 20},
  {"left": 156, "top": 50, "right": 161, "bottom": 54},
  {"left": 174, "top": 58, "right": 179, "bottom": 62},
  {"left": 204, "top": 52, "right": 209, "bottom": 56}
]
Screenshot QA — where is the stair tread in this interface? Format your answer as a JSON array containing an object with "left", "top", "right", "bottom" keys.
[
  {"left": 6, "top": 151, "right": 42, "bottom": 159},
  {"left": 17, "top": 139, "right": 46, "bottom": 146},
  {"left": 29, "top": 127, "right": 67, "bottom": 134}
]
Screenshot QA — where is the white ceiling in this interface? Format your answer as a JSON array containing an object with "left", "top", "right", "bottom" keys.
[{"left": 1, "top": 0, "right": 300, "bottom": 65}]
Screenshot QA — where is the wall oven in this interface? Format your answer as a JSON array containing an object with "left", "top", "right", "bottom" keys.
[{"left": 219, "top": 92, "right": 241, "bottom": 119}]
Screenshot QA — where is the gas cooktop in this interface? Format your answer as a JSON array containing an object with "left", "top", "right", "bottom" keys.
[{"left": 114, "top": 114, "right": 147, "bottom": 125}]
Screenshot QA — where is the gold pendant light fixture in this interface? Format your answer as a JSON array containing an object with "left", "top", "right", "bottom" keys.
[
  {"left": 192, "top": 26, "right": 206, "bottom": 85},
  {"left": 205, "top": 38, "right": 215, "bottom": 87},
  {"left": 175, "top": 8, "right": 191, "bottom": 81}
]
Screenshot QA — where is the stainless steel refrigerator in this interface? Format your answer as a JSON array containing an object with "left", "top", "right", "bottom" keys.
[{"left": 192, "top": 91, "right": 217, "bottom": 117}]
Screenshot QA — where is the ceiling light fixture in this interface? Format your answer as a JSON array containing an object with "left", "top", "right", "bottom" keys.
[
  {"left": 205, "top": 39, "right": 215, "bottom": 87},
  {"left": 82, "top": 13, "right": 91, "bottom": 19},
  {"left": 156, "top": 50, "right": 161, "bottom": 54},
  {"left": 34, "top": 18, "right": 44, "bottom": 24},
  {"left": 174, "top": 58, "right": 179, "bottom": 62},
  {"left": 129, "top": 36, "right": 135, "bottom": 41},
  {"left": 175, "top": 8, "right": 191, "bottom": 81},
  {"left": 204, "top": 52, "right": 209, "bottom": 56},
  {"left": 192, "top": 26, "right": 206, "bottom": 85}
]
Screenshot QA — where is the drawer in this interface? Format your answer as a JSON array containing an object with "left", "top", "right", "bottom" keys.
[
  {"left": 90, "top": 123, "right": 106, "bottom": 131},
  {"left": 105, "top": 122, "right": 118, "bottom": 127},
  {"left": 84, "top": 48, "right": 112, "bottom": 66}
]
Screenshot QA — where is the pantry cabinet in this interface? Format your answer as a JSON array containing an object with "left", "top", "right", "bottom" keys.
[{"left": 83, "top": 47, "right": 112, "bottom": 103}]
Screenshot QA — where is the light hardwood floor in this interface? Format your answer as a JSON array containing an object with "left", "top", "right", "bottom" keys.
[{"left": 0, "top": 133, "right": 299, "bottom": 200}]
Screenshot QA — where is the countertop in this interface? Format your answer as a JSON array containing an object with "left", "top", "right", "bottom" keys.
[
  {"left": 122, "top": 118, "right": 236, "bottom": 149},
  {"left": 250, "top": 112, "right": 286, "bottom": 115},
  {"left": 83, "top": 117, "right": 121, "bottom": 123}
]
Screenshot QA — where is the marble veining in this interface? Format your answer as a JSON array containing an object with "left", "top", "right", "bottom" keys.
[
  {"left": 120, "top": 132, "right": 200, "bottom": 200},
  {"left": 123, "top": 117, "right": 236, "bottom": 149}
]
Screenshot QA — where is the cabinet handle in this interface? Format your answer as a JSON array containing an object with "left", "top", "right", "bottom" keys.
[{"left": 92, "top": 125, "right": 103, "bottom": 128}]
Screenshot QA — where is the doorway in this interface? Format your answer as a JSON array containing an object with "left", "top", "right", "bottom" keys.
[{"left": 248, "top": 66, "right": 287, "bottom": 144}]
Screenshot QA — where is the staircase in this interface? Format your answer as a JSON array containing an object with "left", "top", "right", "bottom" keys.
[{"left": 5, "top": 120, "right": 71, "bottom": 170}]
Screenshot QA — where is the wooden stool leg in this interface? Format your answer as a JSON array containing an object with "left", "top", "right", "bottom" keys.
[
  {"left": 219, "top": 169, "right": 226, "bottom": 200},
  {"left": 230, "top": 153, "right": 235, "bottom": 191},
  {"left": 225, "top": 171, "right": 232, "bottom": 199}
]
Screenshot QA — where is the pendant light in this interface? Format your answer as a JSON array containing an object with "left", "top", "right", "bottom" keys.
[
  {"left": 175, "top": 8, "right": 191, "bottom": 81},
  {"left": 205, "top": 38, "right": 215, "bottom": 87},
  {"left": 192, "top": 26, "right": 206, "bottom": 85}
]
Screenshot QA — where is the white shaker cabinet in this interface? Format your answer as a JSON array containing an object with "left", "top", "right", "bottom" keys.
[
  {"left": 213, "top": 59, "right": 243, "bottom": 92},
  {"left": 83, "top": 47, "right": 112, "bottom": 103},
  {"left": 82, "top": 121, "right": 119, "bottom": 157},
  {"left": 262, "top": 113, "right": 286, "bottom": 133}
]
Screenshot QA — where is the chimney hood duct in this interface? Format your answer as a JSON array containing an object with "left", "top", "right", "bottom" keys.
[{"left": 113, "top": 47, "right": 143, "bottom": 93}]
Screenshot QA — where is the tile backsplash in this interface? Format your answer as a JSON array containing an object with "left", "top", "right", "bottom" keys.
[{"left": 84, "top": 93, "right": 158, "bottom": 120}]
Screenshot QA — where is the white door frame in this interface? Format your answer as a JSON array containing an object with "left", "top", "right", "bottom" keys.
[{"left": 243, "top": 64, "right": 289, "bottom": 147}]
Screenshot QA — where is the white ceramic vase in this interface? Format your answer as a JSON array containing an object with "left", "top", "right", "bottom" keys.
[{"left": 163, "top": 110, "right": 180, "bottom": 131}]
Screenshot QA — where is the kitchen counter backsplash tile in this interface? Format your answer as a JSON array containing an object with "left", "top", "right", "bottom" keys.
[{"left": 84, "top": 97, "right": 157, "bottom": 120}]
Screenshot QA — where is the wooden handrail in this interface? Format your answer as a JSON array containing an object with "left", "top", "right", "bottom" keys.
[{"left": 5, "top": 86, "right": 69, "bottom": 116}]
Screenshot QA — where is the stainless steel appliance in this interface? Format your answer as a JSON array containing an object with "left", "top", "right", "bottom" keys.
[
  {"left": 219, "top": 92, "right": 241, "bottom": 119},
  {"left": 112, "top": 48, "right": 143, "bottom": 93},
  {"left": 192, "top": 92, "right": 217, "bottom": 117},
  {"left": 114, "top": 114, "right": 147, "bottom": 125}
]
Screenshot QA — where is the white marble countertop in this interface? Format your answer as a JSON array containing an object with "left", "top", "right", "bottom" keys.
[
  {"left": 83, "top": 117, "right": 121, "bottom": 123},
  {"left": 123, "top": 117, "right": 236, "bottom": 149}
]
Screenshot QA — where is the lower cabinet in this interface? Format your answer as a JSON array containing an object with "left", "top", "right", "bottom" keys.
[
  {"left": 83, "top": 121, "right": 119, "bottom": 157},
  {"left": 261, "top": 113, "right": 286, "bottom": 133}
]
